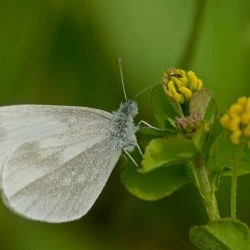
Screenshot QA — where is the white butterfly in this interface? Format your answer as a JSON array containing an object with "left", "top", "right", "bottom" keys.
[
  {"left": 0, "top": 101, "right": 139, "bottom": 223},
  {"left": 0, "top": 60, "right": 143, "bottom": 223}
]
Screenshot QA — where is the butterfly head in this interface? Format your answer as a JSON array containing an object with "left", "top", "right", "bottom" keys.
[{"left": 117, "top": 100, "right": 138, "bottom": 120}]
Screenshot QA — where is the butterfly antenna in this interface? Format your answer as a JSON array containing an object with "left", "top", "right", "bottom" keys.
[
  {"left": 118, "top": 58, "right": 128, "bottom": 101},
  {"left": 133, "top": 80, "right": 162, "bottom": 99}
]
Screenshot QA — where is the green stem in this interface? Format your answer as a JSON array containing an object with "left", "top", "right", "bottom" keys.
[
  {"left": 192, "top": 159, "right": 220, "bottom": 221},
  {"left": 230, "top": 146, "right": 243, "bottom": 220},
  {"left": 179, "top": 0, "right": 207, "bottom": 69},
  {"left": 231, "top": 163, "right": 238, "bottom": 220}
]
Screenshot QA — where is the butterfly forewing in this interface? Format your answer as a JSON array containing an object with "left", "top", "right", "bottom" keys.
[{"left": 0, "top": 105, "right": 113, "bottom": 174}]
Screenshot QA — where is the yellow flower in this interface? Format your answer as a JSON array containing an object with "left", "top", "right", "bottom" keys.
[
  {"left": 220, "top": 96, "right": 250, "bottom": 144},
  {"left": 162, "top": 68, "right": 203, "bottom": 104}
]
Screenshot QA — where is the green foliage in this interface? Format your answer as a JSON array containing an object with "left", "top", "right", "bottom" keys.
[
  {"left": 121, "top": 86, "right": 222, "bottom": 202},
  {"left": 122, "top": 81, "right": 250, "bottom": 249},
  {"left": 190, "top": 219, "right": 250, "bottom": 250},
  {"left": 121, "top": 128, "right": 191, "bottom": 201},
  {"left": 151, "top": 84, "right": 183, "bottom": 129},
  {"left": 204, "top": 118, "right": 223, "bottom": 154},
  {"left": 121, "top": 161, "right": 190, "bottom": 201},
  {"left": 141, "top": 136, "right": 198, "bottom": 173},
  {"left": 189, "top": 89, "right": 217, "bottom": 151},
  {"left": 207, "top": 131, "right": 250, "bottom": 176}
]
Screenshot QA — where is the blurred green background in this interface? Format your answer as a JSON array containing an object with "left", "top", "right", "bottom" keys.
[{"left": 0, "top": 1, "right": 250, "bottom": 249}]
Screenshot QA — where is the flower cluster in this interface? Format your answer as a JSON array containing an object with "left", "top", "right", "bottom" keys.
[
  {"left": 162, "top": 68, "right": 203, "bottom": 104},
  {"left": 220, "top": 96, "right": 250, "bottom": 144}
]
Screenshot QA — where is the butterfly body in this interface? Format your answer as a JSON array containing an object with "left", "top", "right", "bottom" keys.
[{"left": 111, "top": 100, "right": 138, "bottom": 150}]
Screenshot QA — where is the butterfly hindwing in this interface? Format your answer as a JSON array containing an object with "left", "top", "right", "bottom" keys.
[{"left": 1, "top": 136, "right": 121, "bottom": 222}]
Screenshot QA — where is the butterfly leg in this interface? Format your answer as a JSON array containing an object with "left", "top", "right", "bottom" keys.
[
  {"left": 137, "top": 120, "right": 174, "bottom": 132},
  {"left": 123, "top": 149, "right": 138, "bottom": 167},
  {"left": 137, "top": 120, "right": 159, "bottom": 130},
  {"left": 136, "top": 142, "right": 143, "bottom": 156},
  {"left": 137, "top": 120, "right": 154, "bottom": 128}
]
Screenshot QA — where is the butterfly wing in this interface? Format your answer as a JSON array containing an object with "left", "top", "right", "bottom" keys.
[{"left": 0, "top": 105, "right": 122, "bottom": 222}]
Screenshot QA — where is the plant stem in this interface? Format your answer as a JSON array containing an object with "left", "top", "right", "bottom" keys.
[
  {"left": 179, "top": 0, "right": 207, "bottom": 69},
  {"left": 192, "top": 159, "right": 220, "bottom": 221},
  {"left": 231, "top": 163, "right": 238, "bottom": 220},
  {"left": 230, "top": 146, "right": 242, "bottom": 220}
]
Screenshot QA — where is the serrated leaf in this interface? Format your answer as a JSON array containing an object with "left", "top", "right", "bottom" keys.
[
  {"left": 190, "top": 219, "right": 250, "bottom": 250},
  {"left": 121, "top": 161, "right": 190, "bottom": 201},
  {"left": 141, "top": 136, "right": 198, "bottom": 173},
  {"left": 151, "top": 84, "right": 183, "bottom": 129}
]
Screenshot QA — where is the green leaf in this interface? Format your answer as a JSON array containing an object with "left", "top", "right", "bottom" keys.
[
  {"left": 191, "top": 117, "right": 221, "bottom": 154},
  {"left": 141, "top": 136, "right": 198, "bottom": 173},
  {"left": 136, "top": 127, "right": 177, "bottom": 158},
  {"left": 151, "top": 84, "right": 183, "bottom": 129},
  {"left": 191, "top": 121, "right": 210, "bottom": 152},
  {"left": 203, "top": 95, "right": 217, "bottom": 126},
  {"left": 204, "top": 118, "right": 223, "bottom": 154},
  {"left": 223, "top": 144, "right": 250, "bottom": 176},
  {"left": 121, "top": 161, "right": 190, "bottom": 201},
  {"left": 207, "top": 131, "right": 250, "bottom": 176},
  {"left": 190, "top": 219, "right": 250, "bottom": 250},
  {"left": 187, "top": 90, "right": 218, "bottom": 154}
]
